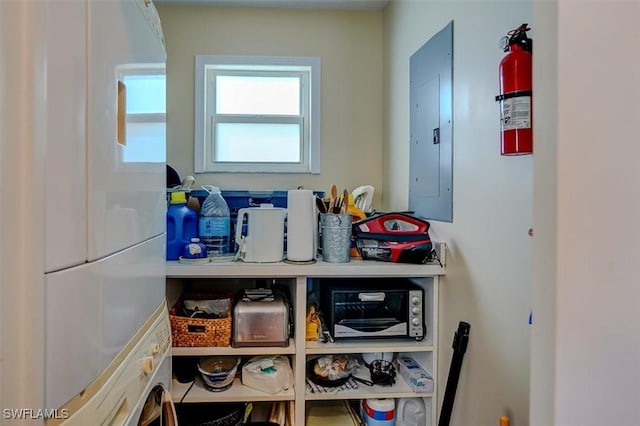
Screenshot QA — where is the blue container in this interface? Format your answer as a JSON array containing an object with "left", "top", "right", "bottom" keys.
[
  {"left": 181, "top": 238, "right": 208, "bottom": 259},
  {"left": 166, "top": 192, "right": 198, "bottom": 260},
  {"left": 362, "top": 399, "right": 395, "bottom": 426}
]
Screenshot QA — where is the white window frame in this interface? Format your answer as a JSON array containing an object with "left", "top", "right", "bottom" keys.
[{"left": 194, "top": 55, "right": 321, "bottom": 174}]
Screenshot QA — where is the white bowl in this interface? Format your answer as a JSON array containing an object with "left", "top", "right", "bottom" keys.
[{"left": 197, "top": 356, "right": 240, "bottom": 392}]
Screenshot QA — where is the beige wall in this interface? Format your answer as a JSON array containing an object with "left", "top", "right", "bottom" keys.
[
  {"left": 157, "top": 5, "right": 383, "bottom": 202},
  {"left": 384, "top": 2, "right": 532, "bottom": 425}
]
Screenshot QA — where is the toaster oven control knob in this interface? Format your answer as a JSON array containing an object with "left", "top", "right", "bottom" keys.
[
  {"left": 412, "top": 307, "right": 421, "bottom": 315},
  {"left": 141, "top": 356, "right": 155, "bottom": 375},
  {"left": 411, "top": 296, "right": 420, "bottom": 305},
  {"left": 412, "top": 317, "right": 421, "bottom": 326}
]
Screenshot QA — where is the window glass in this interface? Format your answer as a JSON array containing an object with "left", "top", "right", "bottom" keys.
[
  {"left": 124, "top": 122, "right": 166, "bottom": 163},
  {"left": 122, "top": 73, "right": 166, "bottom": 163},
  {"left": 216, "top": 75, "right": 300, "bottom": 116},
  {"left": 194, "top": 55, "right": 320, "bottom": 173},
  {"left": 214, "top": 123, "right": 300, "bottom": 163},
  {"left": 124, "top": 74, "right": 165, "bottom": 114}
]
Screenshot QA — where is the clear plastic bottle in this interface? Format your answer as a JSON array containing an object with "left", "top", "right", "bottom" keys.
[{"left": 198, "top": 186, "right": 230, "bottom": 257}]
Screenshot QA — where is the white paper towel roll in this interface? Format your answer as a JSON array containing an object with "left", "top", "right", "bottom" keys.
[{"left": 286, "top": 189, "right": 316, "bottom": 261}]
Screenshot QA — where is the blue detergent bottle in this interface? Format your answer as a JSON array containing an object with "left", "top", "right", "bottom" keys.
[{"left": 166, "top": 191, "right": 198, "bottom": 260}]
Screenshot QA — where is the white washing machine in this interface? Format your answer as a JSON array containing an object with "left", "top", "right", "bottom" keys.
[{"left": 46, "top": 303, "right": 176, "bottom": 426}]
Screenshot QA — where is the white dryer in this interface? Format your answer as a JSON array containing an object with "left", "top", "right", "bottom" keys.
[{"left": 46, "top": 303, "right": 176, "bottom": 426}]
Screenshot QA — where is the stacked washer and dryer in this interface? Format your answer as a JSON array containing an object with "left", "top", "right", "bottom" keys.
[{"left": 39, "top": 0, "right": 174, "bottom": 424}]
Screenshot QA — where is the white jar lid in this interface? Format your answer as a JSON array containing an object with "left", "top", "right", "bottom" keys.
[{"left": 365, "top": 398, "right": 395, "bottom": 412}]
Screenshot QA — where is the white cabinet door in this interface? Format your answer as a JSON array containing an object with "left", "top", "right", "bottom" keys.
[
  {"left": 44, "top": 0, "right": 87, "bottom": 272},
  {"left": 87, "top": 0, "right": 166, "bottom": 261},
  {"left": 45, "top": 235, "right": 166, "bottom": 410}
]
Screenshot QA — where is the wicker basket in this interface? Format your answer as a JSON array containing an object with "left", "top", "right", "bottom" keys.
[{"left": 169, "top": 293, "right": 233, "bottom": 347}]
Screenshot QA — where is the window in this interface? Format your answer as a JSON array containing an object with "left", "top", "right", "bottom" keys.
[
  {"left": 122, "top": 71, "right": 166, "bottom": 163},
  {"left": 195, "top": 55, "right": 320, "bottom": 173}
]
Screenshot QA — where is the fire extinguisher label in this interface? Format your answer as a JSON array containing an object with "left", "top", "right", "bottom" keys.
[{"left": 500, "top": 96, "right": 531, "bottom": 130}]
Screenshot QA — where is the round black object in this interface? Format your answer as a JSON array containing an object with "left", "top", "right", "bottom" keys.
[
  {"left": 166, "top": 164, "right": 182, "bottom": 188},
  {"left": 173, "top": 357, "right": 197, "bottom": 384},
  {"left": 369, "top": 359, "right": 396, "bottom": 386},
  {"left": 176, "top": 402, "right": 245, "bottom": 426}
]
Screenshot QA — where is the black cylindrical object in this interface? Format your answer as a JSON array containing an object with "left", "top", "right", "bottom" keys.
[{"left": 438, "top": 321, "right": 470, "bottom": 426}]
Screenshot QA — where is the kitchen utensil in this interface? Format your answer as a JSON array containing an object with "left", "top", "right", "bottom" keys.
[
  {"left": 328, "top": 184, "right": 337, "bottom": 213},
  {"left": 315, "top": 196, "right": 327, "bottom": 214},
  {"left": 341, "top": 189, "right": 348, "bottom": 214},
  {"left": 332, "top": 196, "right": 341, "bottom": 214},
  {"left": 235, "top": 204, "right": 286, "bottom": 263},
  {"left": 319, "top": 213, "right": 352, "bottom": 263},
  {"left": 306, "top": 358, "right": 373, "bottom": 388}
]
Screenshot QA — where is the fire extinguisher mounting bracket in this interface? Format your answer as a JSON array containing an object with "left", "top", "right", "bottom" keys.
[{"left": 495, "top": 90, "right": 532, "bottom": 102}]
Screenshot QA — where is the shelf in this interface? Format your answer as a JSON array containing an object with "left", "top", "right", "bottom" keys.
[
  {"left": 172, "top": 377, "right": 295, "bottom": 403},
  {"left": 306, "top": 386, "right": 431, "bottom": 401},
  {"left": 305, "top": 339, "right": 434, "bottom": 355},
  {"left": 172, "top": 339, "right": 296, "bottom": 356},
  {"left": 166, "top": 257, "right": 444, "bottom": 279},
  {"left": 305, "top": 367, "right": 432, "bottom": 401},
  {"left": 167, "top": 242, "right": 444, "bottom": 426}
]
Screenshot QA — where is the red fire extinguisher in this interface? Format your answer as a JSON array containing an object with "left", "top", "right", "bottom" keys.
[{"left": 496, "top": 24, "right": 533, "bottom": 155}]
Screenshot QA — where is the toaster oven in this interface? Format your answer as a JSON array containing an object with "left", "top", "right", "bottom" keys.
[{"left": 319, "top": 278, "right": 424, "bottom": 341}]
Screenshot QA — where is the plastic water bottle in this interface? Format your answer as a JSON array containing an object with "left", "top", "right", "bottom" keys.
[
  {"left": 199, "top": 186, "right": 230, "bottom": 257},
  {"left": 166, "top": 191, "right": 198, "bottom": 260}
]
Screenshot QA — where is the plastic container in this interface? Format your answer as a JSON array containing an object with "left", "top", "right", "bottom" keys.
[
  {"left": 197, "top": 356, "right": 240, "bottom": 392},
  {"left": 347, "top": 194, "right": 366, "bottom": 222},
  {"left": 187, "top": 189, "right": 324, "bottom": 251},
  {"left": 347, "top": 194, "right": 366, "bottom": 257},
  {"left": 396, "top": 399, "right": 426, "bottom": 426},
  {"left": 361, "top": 399, "right": 395, "bottom": 426},
  {"left": 166, "top": 191, "right": 198, "bottom": 260},
  {"left": 182, "top": 237, "right": 207, "bottom": 259},
  {"left": 199, "top": 186, "right": 231, "bottom": 258}
]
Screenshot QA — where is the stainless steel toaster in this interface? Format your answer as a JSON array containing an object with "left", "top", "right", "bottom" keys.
[{"left": 232, "top": 290, "right": 290, "bottom": 347}]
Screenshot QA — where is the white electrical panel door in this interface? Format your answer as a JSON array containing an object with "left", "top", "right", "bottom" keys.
[
  {"left": 87, "top": 0, "right": 167, "bottom": 261},
  {"left": 45, "top": 235, "right": 166, "bottom": 410},
  {"left": 44, "top": 1, "right": 88, "bottom": 272}
]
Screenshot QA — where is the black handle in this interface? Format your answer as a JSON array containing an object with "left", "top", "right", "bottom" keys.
[
  {"left": 438, "top": 321, "right": 471, "bottom": 426},
  {"left": 351, "top": 375, "right": 374, "bottom": 387}
]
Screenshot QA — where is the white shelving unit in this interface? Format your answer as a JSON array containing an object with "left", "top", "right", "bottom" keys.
[{"left": 166, "top": 244, "right": 445, "bottom": 425}]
